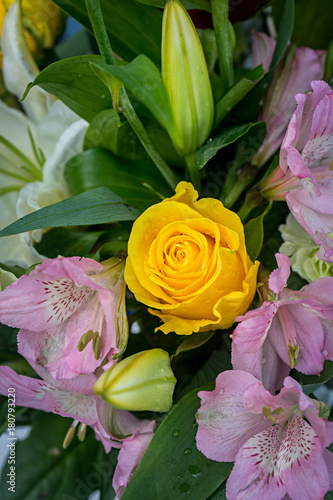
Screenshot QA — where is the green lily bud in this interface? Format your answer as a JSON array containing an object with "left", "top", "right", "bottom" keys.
[
  {"left": 162, "top": 0, "right": 214, "bottom": 157},
  {"left": 93, "top": 349, "right": 177, "bottom": 412}
]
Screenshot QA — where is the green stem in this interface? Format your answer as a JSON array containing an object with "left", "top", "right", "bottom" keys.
[
  {"left": 221, "top": 164, "right": 259, "bottom": 209},
  {"left": 211, "top": 0, "right": 234, "bottom": 92},
  {"left": 237, "top": 188, "right": 264, "bottom": 222},
  {"left": 85, "top": 0, "right": 177, "bottom": 191},
  {"left": 120, "top": 90, "right": 178, "bottom": 190},
  {"left": 85, "top": 0, "right": 116, "bottom": 66},
  {"left": 184, "top": 153, "right": 201, "bottom": 193}
]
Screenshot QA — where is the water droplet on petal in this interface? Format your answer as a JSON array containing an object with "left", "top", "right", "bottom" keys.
[
  {"left": 218, "top": 389, "right": 224, "bottom": 396},
  {"left": 322, "top": 349, "right": 328, "bottom": 357}
]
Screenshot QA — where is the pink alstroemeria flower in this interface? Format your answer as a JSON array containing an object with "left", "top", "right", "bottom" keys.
[
  {"left": 0, "top": 361, "right": 155, "bottom": 454},
  {"left": 196, "top": 370, "right": 333, "bottom": 500},
  {"left": 0, "top": 256, "right": 128, "bottom": 377},
  {"left": 260, "top": 80, "right": 333, "bottom": 261},
  {"left": 232, "top": 253, "right": 333, "bottom": 393},
  {"left": 251, "top": 32, "right": 325, "bottom": 168}
]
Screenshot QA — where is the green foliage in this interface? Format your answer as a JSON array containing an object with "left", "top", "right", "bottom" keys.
[
  {"left": 0, "top": 412, "right": 118, "bottom": 500},
  {"left": 122, "top": 386, "right": 232, "bottom": 500},
  {"left": 295, "top": 361, "right": 333, "bottom": 395},
  {"left": 51, "top": 0, "right": 162, "bottom": 64},
  {"left": 22, "top": 56, "right": 113, "bottom": 122},
  {"left": 195, "top": 123, "right": 260, "bottom": 169},
  {"left": 244, "top": 202, "right": 272, "bottom": 261},
  {"left": 135, "top": 0, "right": 211, "bottom": 10},
  {"left": 64, "top": 148, "right": 173, "bottom": 212},
  {"left": 0, "top": 188, "right": 139, "bottom": 237}
]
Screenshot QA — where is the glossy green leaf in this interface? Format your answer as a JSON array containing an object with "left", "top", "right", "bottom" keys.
[
  {"left": 90, "top": 55, "right": 176, "bottom": 137},
  {"left": 22, "top": 56, "right": 113, "bottom": 122},
  {"left": 0, "top": 188, "right": 139, "bottom": 237},
  {"left": 35, "top": 228, "right": 105, "bottom": 259},
  {"left": 0, "top": 412, "right": 118, "bottom": 500},
  {"left": 172, "top": 331, "right": 216, "bottom": 359},
  {"left": 64, "top": 148, "right": 173, "bottom": 212},
  {"left": 296, "top": 361, "right": 333, "bottom": 395},
  {"left": 195, "top": 123, "right": 258, "bottom": 169},
  {"left": 244, "top": 202, "right": 272, "bottom": 261},
  {"left": 208, "top": 481, "right": 227, "bottom": 500},
  {"left": 214, "top": 65, "right": 264, "bottom": 125},
  {"left": 136, "top": 0, "right": 211, "bottom": 10},
  {"left": 121, "top": 386, "right": 232, "bottom": 500},
  {"left": 269, "top": 0, "right": 294, "bottom": 71},
  {"left": 51, "top": 0, "right": 162, "bottom": 64}
]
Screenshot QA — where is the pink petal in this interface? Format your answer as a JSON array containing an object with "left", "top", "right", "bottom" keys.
[
  {"left": 278, "top": 417, "right": 329, "bottom": 500},
  {"left": 233, "top": 301, "right": 277, "bottom": 354},
  {"left": 226, "top": 424, "right": 287, "bottom": 500},
  {"left": 113, "top": 432, "right": 154, "bottom": 498},
  {"left": 302, "top": 93, "right": 333, "bottom": 169},
  {"left": 323, "top": 449, "right": 333, "bottom": 491},
  {"left": 17, "top": 325, "right": 81, "bottom": 380},
  {"left": 0, "top": 257, "right": 100, "bottom": 330},
  {"left": 269, "top": 253, "right": 291, "bottom": 295},
  {"left": 269, "top": 305, "right": 325, "bottom": 375},
  {"left": 298, "top": 277, "right": 333, "bottom": 320},
  {"left": 196, "top": 370, "right": 270, "bottom": 462},
  {"left": 252, "top": 31, "right": 276, "bottom": 72}
]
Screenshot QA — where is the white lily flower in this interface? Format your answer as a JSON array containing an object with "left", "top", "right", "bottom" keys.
[{"left": 0, "top": 1, "right": 88, "bottom": 268}]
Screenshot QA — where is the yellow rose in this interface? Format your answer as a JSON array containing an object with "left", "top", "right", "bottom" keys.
[{"left": 125, "top": 182, "right": 259, "bottom": 335}]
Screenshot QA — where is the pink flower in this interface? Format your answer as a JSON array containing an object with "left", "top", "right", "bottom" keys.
[
  {"left": 196, "top": 370, "right": 333, "bottom": 500},
  {"left": 232, "top": 253, "right": 333, "bottom": 393},
  {"left": 0, "top": 360, "right": 154, "bottom": 453},
  {"left": 260, "top": 81, "right": 333, "bottom": 260},
  {"left": 112, "top": 432, "right": 154, "bottom": 498},
  {"left": 251, "top": 33, "right": 325, "bottom": 168},
  {"left": 0, "top": 256, "right": 128, "bottom": 377}
]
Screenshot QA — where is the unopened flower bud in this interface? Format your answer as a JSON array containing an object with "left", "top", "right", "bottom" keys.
[
  {"left": 162, "top": 0, "right": 214, "bottom": 157},
  {"left": 93, "top": 349, "right": 177, "bottom": 412}
]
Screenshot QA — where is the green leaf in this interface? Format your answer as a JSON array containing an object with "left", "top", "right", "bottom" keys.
[
  {"left": 269, "top": 0, "right": 294, "bottom": 71},
  {"left": 64, "top": 148, "right": 173, "bottom": 212},
  {"left": 136, "top": 0, "right": 211, "bottom": 11},
  {"left": 35, "top": 228, "right": 105, "bottom": 259},
  {"left": 90, "top": 55, "right": 176, "bottom": 137},
  {"left": 195, "top": 123, "right": 258, "bottom": 169},
  {"left": 244, "top": 202, "right": 272, "bottom": 261},
  {"left": 295, "top": 361, "right": 333, "bottom": 395},
  {"left": 22, "top": 56, "right": 113, "bottom": 122},
  {"left": 121, "top": 387, "right": 232, "bottom": 500},
  {"left": 51, "top": 0, "right": 162, "bottom": 65},
  {"left": 172, "top": 331, "right": 216, "bottom": 359},
  {"left": 0, "top": 188, "right": 139, "bottom": 237},
  {"left": 214, "top": 65, "right": 265, "bottom": 125},
  {"left": 208, "top": 481, "right": 227, "bottom": 500},
  {"left": 274, "top": 0, "right": 332, "bottom": 50},
  {"left": 0, "top": 412, "right": 118, "bottom": 500}
]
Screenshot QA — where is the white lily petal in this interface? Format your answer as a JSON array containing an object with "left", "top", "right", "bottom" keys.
[
  {"left": 2, "top": 1, "right": 51, "bottom": 122},
  {"left": 42, "top": 119, "right": 88, "bottom": 185},
  {"left": 36, "top": 100, "right": 80, "bottom": 159},
  {"left": 0, "top": 268, "right": 17, "bottom": 290},
  {"left": 0, "top": 100, "right": 36, "bottom": 170}
]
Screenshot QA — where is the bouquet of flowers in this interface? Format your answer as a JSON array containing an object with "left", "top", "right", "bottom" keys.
[{"left": 0, "top": 0, "right": 333, "bottom": 499}]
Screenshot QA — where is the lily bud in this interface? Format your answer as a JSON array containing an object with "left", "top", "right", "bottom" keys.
[
  {"left": 162, "top": 0, "right": 214, "bottom": 157},
  {"left": 93, "top": 349, "right": 177, "bottom": 412}
]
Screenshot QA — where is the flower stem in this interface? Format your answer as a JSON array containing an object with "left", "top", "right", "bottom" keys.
[
  {"left": 85, "top": 0, "right": 178, "bottom": 191},
  {"left": 211, "top": 0, "right": 234, "bottom": 92},
  {"left": 185, "top": 153, "right": 201, "bottom": 193}
]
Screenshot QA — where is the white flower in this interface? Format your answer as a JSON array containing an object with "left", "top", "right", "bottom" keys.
[{"left": 0, "top": 1, "right": 88, "bottom": 268}]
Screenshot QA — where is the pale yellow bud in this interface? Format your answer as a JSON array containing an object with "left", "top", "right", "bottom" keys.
[
  {"left": 93, "top": 349, "right": 177, "bottom": 412},
  {"left": 162, "top": 0, "right": 214, "bottom": 157}
]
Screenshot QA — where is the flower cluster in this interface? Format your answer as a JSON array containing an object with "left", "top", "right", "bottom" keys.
[{"left": 0, "top": 0, "right": 332, "bottom": 499}]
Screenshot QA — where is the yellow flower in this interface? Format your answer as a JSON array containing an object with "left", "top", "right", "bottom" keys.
[{"left": 125, "top": 182, "right": 259, "bottom": 335}]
